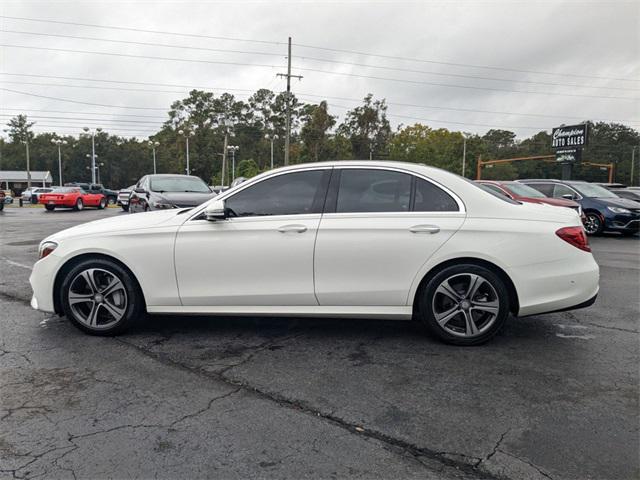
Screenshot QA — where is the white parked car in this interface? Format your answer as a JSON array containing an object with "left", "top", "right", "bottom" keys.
[{"left": 30, "top": 161, "right": 599, "bottom": 345}]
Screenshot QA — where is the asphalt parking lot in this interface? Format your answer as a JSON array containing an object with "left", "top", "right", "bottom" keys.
[{"left": 1, "top": 206, "right": 638, "bottom": 480}]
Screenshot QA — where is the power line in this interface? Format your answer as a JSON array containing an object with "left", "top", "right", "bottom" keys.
[
  {"left": 294, "top": 67, "right": 639, "bottom": 101},
  {"left": 4, "top": 73, "right": 638, "bottom": 124},
  {"left": 0, "top": 107, "right": 163, "bottom": 119},
  {"left": 294, "top": 55, "right": 639, "bottom": 92},
  {"left": 0, "top": 113, "right": 163, "bottom": 125},
  {"left": 1, "top": 87, "right": 168, "bottom": 110},
  {"left": 0, "top": 15, "right": 285, "bottom": 47},
  {"left": 4, "top": 43, "right": 635, "bottom": 101},
  {"left": 0, "top": 44, "right": 285, "bottom": 71},
  {"left": 1, "top": 80, "right": 188, "bottom": 95},
  {"left": 29, "top": 124, "right": 156, "bottom": 133},
  {"left": 3, "top": 29, "right": 635, "bottom": 92},
  {"left": 1, "top": 15, "right": 634, "bottom": 83},
  {"left": 292, "top": 43, "right": 640, "bottom": 83},
  {"left": 0, "top": 29, "right": 285, "bottom": 59}
]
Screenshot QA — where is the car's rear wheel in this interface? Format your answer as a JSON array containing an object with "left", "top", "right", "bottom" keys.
[
  {"left": 61, "top": 258, "right": 143, "bottom": 335},
  {"left": 584, "top": 212, "right": 603, "bottom": 235},
  {"left": 45, "top": 204, "right": 55, "bottom": 211},
  {"left": 98, "top": 198, "right": 107, "bottom": 209},
  {"left": 418, "top": 264, "right": 509, "bottom": 346},
  {"left": 74, "top": 198, "right": 84, "bottom": 211}
]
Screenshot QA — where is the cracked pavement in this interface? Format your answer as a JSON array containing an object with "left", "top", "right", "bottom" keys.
[{"left": 1, "top": 207, "right": 638, "bottom": 479}]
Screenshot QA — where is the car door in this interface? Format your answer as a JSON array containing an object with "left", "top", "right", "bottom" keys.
[
  {"left": 313, "top": 167, "right": 466, "bottom": 306},
  {"left": 129, "top": 176, "right": 148, "bottom": 213},
  {"left": 174, "top": 168, "right": 331, "bottom": 306}
]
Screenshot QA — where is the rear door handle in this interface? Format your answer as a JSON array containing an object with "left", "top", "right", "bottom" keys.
[
  {"left": 409, "top": 224, "right": 440, "bottom": 234},
  {"left": 278, "top": 224, "right": 308, "bottom": 233}
]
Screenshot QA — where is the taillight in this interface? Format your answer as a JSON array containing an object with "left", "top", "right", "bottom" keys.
[{"left": 556, "top": 226, "right": 591, "bottom": 252}]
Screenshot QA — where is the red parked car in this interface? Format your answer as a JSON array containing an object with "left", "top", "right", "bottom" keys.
[
  {"left": 39, "top": 187, "right": 107, "bottom": 211},
  {"left": 476, "top": 180, "right": 586, "bottom": 222}
]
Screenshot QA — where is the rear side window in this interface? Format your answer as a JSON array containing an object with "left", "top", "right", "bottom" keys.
[
  {"left": 336, "top": 169, "right": 411, "bottom": 213},
  {"left": 413, "top": 178, "right": 458, "bottom": 211},
  {"left": 226, "top": 170, "right": 327, "bottom": 217}
]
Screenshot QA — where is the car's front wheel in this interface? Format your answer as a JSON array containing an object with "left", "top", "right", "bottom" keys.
[
  {"left": 121, "top": 204, "right": 129, "bottom": 212},
  {"left": 584, "top": 212, "right": 603, "bottom": 235},
  {"left": 98, "top": 198, "right": 107, "bottom": 209},
  {"left": 417, "top": 264, "right": 510, "bottom": 346},
  {"left": 61, "top": 258, "right": 143, "bottom": 335}
]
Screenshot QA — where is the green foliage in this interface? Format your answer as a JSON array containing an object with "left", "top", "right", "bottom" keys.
[
  {"left": 237, "top": 159, "right": 260, "bottom": 179},
  {"left": 1, "top": 92, "right": 638, "bottom": 189}
]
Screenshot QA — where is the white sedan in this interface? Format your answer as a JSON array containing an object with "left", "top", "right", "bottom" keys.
[{"left": 30, "top": 161, "right": 599, "bottom": 345}]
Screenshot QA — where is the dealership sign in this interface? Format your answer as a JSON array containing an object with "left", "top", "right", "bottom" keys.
[
  {"left": 555, "top": 148, "right": 581, "bottom": 163},
  {"left": 552, "top": 124, "right": 588, "bottom": 148}
]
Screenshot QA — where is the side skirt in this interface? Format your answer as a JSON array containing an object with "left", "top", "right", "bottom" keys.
[{"left": 146, "top": 305, "right": 413, "bottom": 320}]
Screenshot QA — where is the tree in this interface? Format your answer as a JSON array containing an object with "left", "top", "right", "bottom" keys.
[
  {"left": 300, "top": 101, "right": 336, "bottom": 161},
  {"left": 4, "top": 115, "right": 35, "bottom": 143},
  {"left": 337, "top": 94, "right": 391, "bottom": 159},
  {"left": 236, "top": 159, "right": 260, "bottom": 178}
]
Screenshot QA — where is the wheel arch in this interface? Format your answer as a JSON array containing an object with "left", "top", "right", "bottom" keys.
[
  {"left": 53, "top": 253, "right": 147, "bottom": 316},
  {"left": 412, "top": 257, "right": 520, "bottom": 317}
]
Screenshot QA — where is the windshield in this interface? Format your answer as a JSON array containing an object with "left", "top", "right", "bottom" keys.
[
  {"left": 150, "top": 176, "right": 211, "bottom": 193},
  {"left": 570, "top": 182, "right": 619, "bottom": 198},
  {"left": 503, "top": 182, "right": 546, "bottom": 198}
]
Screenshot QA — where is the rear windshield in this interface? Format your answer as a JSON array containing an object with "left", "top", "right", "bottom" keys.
[
  {"left": 52, "top": 187, "right": 81, "bottom": 193},
  {"left": 503, "top": 182, "right": 546, "bottom": 198},
  {"left": 150, "top": 176, "right": 211, "bottom": 193},
  {"left": 469, "top": 180, "right": 520, "bottom": 204}
]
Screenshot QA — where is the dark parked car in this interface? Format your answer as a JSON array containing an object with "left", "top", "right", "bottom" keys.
[
  {"left": 519, "top": 179, "right": 640, "bottom": 235},
  {"left": 128, "top": 174, "right": 217, "bottom": 213},
  {"left": 65, "top": 183, "right": 118, "bottom": 204},
  {"left": 596, "top": 183, "right": 640, "bottom": 202}
]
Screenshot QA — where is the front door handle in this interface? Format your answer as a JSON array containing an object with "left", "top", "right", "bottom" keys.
[
  {"left": 278, "top": 224, "right": 307, "bottom": 233},
  {"left": 409, "top": 224, "right": 440, "bottom": 234}
]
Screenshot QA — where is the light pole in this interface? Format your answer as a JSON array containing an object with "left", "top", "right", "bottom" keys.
[
  {"left": 82, "top": 127, "right": 102, "bottom": 184},
  {"left": 85, "top": 154, "right": 104, "bottom": 183},
  {"left": 631, "top": 146, "right": 637, "bottom": 186},
  {"left": 51, "top": 138, "right": 68, "bottom": 186},
  {"left": 23, "top": 139, "right": 31, "bottom": 189},
  {"left": 227, "top": 145, "right": 239, "bottom": 182},
  {"left": 265, "top": 134, "right": 278, "bottom": 169},
  {"left": 148, "top": 140, "right": 160, "bottom": 174},
  {"left": 178, "top": 129, "right": 195, "bottom": 175}
]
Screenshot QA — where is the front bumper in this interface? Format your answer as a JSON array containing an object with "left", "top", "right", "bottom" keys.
[
  {"left": 29, "top": 253, "right": 61, "bottom": 313},
  {"left": 605, "top": 214, "right": 640, "bottom": 232}
]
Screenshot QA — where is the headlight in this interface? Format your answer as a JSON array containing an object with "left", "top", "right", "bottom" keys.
[
  {"left": 607, "top": 206, "right": 631, "bottom": 214},
  {"left": 38, "top": 241, "right": 58, "bottom": 259},
  {"left": 151, "top": 200, "right": 174, "bottom": 209}
]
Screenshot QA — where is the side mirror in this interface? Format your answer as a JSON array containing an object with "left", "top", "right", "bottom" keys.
[
  {"left": 134, "top": 187, "right": 146, "bottom": 194},
  {"left": 561, "top": 194, "right": 575, "bottom": 200},
  {"left": 204, "top": 199, "right": 227, "bottom": 221}
]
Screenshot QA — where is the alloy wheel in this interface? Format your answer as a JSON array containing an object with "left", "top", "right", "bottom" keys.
[
  {"left": 67, "top": 268, "right": 128, "bottom": 330},
  {"left": 431, "top": 273, "right": 500, "bottom": 338},
  {"left": 584, "top": 215, "right": 600, "bottom": 235}
]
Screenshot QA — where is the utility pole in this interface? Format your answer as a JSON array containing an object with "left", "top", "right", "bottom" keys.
[
  {"left": 25, "top": 139, "right": 31, "bottom": 189},
  {"left": 631, "top": 146, "right": 637, "bottom": 186},
  {"left": 461, "top": 134, "right": 467, "bottom": 178},
  {"left": 277, "top": 37, "right": 303, "bottom": 166}
]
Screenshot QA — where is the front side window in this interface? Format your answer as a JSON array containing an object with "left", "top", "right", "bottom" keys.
[
  {"left": 225, "top": 170, "right": 326, "bottom": 217},
  {"left": 336, "top": 169, "right": 411, "bottom": 213},
  {"left": 553, "top": 184, "right": 577, "bottom": 199}
]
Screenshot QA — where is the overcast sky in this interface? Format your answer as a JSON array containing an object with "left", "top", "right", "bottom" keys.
[{"left": 1, "top": 0, "right": 638, "bottom": 140}]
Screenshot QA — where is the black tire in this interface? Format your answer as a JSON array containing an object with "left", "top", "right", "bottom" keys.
[
  {"left": 108, "top": 196, "right": 116, "bottom": 205},
  {"left": 121, "top": 204, "right": 129, "bottom": 212},
  {"left": 584, "top": 212, "right": 604, "bottom": 236},
  {"left": 0, "top": 202, "right": 4, "bottom": 211},
  {"left": 60, "top": 258, "right": 144, "bottom": 336},
  {"left": 417, "top": 264, "right": 510, "bottom": 346},
  {"left": 74, "top": 198, "right": 84, "bottom": 211},
  {"left": 98, "top": 197, "right": 107, "bottom": 209},
  {"left": 45, "top": 204, "right": 55, "bottom": 211}
]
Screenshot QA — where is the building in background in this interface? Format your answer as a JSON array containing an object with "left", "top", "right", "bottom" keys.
[{"left": 0, "top": 171, "right": 53, "bottom": 196}]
